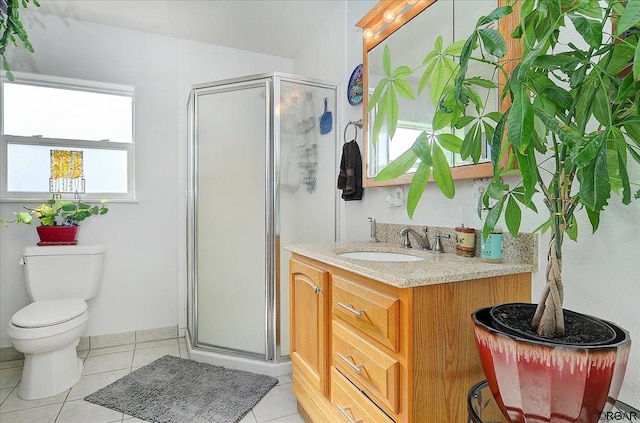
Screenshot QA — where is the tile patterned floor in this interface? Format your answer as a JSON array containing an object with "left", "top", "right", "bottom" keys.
[{"left": 0, "top": 338, "right": 304, "bottom": 423}]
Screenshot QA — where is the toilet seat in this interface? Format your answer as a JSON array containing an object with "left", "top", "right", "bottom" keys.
[{"left": 11, "top": 299, "right": 87, "bottom": 328}]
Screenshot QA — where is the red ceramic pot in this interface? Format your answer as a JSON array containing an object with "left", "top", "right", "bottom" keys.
[
  {"left": 36, "top": 225, "right": 79, "bottom": 245},
  {"left": 472, "top": 305, "right": 631, "bottom": 423}
]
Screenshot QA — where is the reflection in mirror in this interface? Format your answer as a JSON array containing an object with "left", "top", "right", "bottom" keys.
[{"left": 357, "top": 0, "right": 507, "bottom": 187}]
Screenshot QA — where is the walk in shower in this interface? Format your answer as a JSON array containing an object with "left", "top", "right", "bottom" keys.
[{"left": 186, "top": 73, "right": 338, "bottom": 375}]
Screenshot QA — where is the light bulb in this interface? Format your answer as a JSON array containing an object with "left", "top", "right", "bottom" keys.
[
  {"left": 383, "top": 10, "right": 395, "bottom": 23},
  {"left": 363, "top": 28, "right": 374, "bottom": 39}
]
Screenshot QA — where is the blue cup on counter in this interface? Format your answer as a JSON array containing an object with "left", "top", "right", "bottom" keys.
[{"left": 481, "top": 232, "right": 503, "bottom": 262}]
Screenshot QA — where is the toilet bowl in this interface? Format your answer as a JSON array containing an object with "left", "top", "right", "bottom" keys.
[
  {"left": 7, "top": 245, "right": 105, "bottom": 400},
  {"left": 7, "top": 299, "right": 89, "bottom": 400}
]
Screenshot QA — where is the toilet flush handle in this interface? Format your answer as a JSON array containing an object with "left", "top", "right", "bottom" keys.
[{"left": 19, "top": 257, "right": 25, "bottom": 265}]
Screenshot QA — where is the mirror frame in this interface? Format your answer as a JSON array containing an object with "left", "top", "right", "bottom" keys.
[{"left": 356, "top": 0, "right": 521, "bottom": 187}]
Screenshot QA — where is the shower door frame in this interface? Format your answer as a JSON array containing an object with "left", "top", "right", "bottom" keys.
[{"left": 186, "top": 72, "right": 339, "bottom": 364}]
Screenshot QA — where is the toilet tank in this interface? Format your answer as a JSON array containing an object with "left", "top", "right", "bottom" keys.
[{"left": 22, "top": 245, "right": 105, "bottom": 301}]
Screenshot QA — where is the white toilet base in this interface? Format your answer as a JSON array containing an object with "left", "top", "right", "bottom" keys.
[{"left": 18, "top": 340, "right": 83, "bottom": 400}]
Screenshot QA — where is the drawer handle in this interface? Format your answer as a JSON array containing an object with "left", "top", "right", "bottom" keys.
[
  {"left": 337, "top": 353, "right": 365, "bottom": 374},
  {"left": 338, "top": 302, "right": 364, "bottom": 317},
  {"left": 336, "top": 405, "right": 363, "bottom": 423}
]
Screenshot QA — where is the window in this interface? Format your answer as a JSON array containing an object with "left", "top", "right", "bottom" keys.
[{"left": 1, "top": 73, "right": 135, "bottom": 201}]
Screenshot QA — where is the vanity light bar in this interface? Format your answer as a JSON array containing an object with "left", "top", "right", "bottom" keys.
[{"left": 356, "top": 0, "right": 435, "bottom": 50}]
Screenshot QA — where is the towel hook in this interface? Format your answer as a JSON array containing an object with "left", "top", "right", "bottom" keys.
[{"left": 343, "top": 119, "right": 363, "bottom": 143}]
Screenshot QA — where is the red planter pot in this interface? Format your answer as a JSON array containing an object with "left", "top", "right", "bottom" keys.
[
  {"left": 36, "top": 225, "right": 79, "bottom": 245},
  {"left": 472, "top": 305, "right": 631, "bottom": 423}
]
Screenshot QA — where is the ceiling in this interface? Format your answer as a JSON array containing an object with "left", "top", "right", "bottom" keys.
[{"left": 35, "top": 0, "right": 345, "bottom": 59}]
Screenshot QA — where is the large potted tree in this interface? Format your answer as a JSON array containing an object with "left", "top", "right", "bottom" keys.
[{"left": 369, "top": 0, "right": 639, "bottom": 420}]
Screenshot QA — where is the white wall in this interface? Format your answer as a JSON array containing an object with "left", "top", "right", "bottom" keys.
[{"left": 0, "top": 12, "right": 294, "bottom": 347}]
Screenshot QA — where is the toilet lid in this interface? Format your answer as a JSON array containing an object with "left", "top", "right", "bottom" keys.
[{"left": 11, "top": 299, "right": 87, "bottom": 328}]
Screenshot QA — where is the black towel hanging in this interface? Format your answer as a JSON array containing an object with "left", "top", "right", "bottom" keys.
[{"left": 337, "top": 121, "right": 364, "bottom": 201}]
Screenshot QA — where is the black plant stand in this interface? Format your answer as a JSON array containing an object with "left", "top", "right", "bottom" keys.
[{"left": 468, "top": 380, "right": 639, "bottom": 423}]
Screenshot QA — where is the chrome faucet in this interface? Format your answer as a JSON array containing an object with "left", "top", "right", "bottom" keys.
[
  {"left": 399, "top": 226, "right": 430, "bottom": 250},
  {"left": 433, "top": 233, "right": 451, "bottom": 253},
  {"left": 368, "top": 217, "right": 380, "bottom": 243}
]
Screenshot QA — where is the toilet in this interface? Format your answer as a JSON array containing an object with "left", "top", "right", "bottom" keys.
[{"left": 7, "top": 245, "right": 105, "bottom": 400}]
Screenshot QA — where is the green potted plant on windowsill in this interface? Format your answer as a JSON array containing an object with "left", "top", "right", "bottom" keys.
[
  {"left": 369, "top": 0, "right": 639, "bottom": 420},
  {"left": 1, "top": 196, "right": 109, "bottom": 244}
]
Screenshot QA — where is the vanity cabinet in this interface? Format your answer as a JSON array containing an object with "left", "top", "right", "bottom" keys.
[
  {"left": 290, "top": 259, "right": 330, "bottom": 396},
  {"left": 289, "top": 253, "right": 531, "bottom": 423}
]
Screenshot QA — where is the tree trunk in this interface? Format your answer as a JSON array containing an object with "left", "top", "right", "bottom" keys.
[{"left": 532, "top": 227, "right": 565, "bottom": 337}]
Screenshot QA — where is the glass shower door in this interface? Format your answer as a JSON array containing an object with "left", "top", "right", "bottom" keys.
[{"left": 193, "top": 81, "right": 269, "bottom": 357}]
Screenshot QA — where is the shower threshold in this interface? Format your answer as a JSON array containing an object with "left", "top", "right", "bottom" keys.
[{"left": 185, "top": 331, "right": 292, "bottom": 377}]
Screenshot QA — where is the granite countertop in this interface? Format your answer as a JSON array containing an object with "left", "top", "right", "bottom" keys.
[{"left": 286, "top": 242, "right": 536, "bottom": 288}]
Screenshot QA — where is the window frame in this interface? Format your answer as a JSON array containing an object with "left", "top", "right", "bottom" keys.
[{"left": 1, "top": 72, "right": 136, "bottom": 202}]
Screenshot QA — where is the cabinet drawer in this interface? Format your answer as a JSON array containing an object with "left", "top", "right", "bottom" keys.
[
  {"left": 332, "top": 275, "right": 399, "bottom": 351},
  {"left": 331, "top": 368, "right": 395, "bottom": 423},
  {"left": 333, "top": 320, "right": 400, "bottom": 414}
]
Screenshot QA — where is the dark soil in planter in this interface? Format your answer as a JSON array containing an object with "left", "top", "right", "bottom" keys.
[{"left": 492, "top": 304, "right": 616, "bottom": 345}]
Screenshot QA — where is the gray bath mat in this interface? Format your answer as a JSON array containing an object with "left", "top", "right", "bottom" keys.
[{"left": 85, "top": 355, "right": 278, "bottom": 423}]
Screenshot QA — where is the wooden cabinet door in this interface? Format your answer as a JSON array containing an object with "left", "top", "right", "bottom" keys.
[{"left": 290, "top": 258, "right": 330, "bottom": 396}]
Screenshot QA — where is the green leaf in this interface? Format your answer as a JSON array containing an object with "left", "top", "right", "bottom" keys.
[
  {"left": 505, "top": 196, "right": 522, "bottom": 237},
  {"left": 367, "top": 77, "right": 389, "bottom": 112},
  {"left": 533, "top": 53, "right": 581, "bottom": 71},
  {"left": 382, "top": 45, "right": 392, "bottom": 76},
  {"left": 436, "top": 133, "right": 463, "bottom": 153},
  {"left": 393, "top": 79, "right": 415, "bottom": 100},
  {"left": 605, "top": 40, "right": 635, "bottom": 76},
  {"left": 514, "top": 144, "right": 538, "bottom": 204},
  {"left": 490, "top": 111, "right": 508, "bottom": 171},
  {"left": 568, "top": 14, "right": 602, "bottom": 48},
  {"left": 406, "top": 162, "right": 431, "bottom": 218},
  {"left": 432, "top": 143, "right": 455, "bottom": 198},
  {"left": 634, "top": 41, "right": 640, "bottom": 81},
  {"left": 511, "top": 186, "right": 538, "bottom": 212},
  {"left": 486, "top": 178, "right": 509, "bottom": 200},
  {"left": 477, "top": 5, "right": 513, "bottom": 26},
  {"left": 591, "top": 84, "right": 611, "bottom": 126},
  {"left": 392, "top": 65, "right": 412, "bottom": 79},
  {"left": 532, "top": 217, "right": 553, "bottom": 235},
  {"left": 572, "top": 132, "right": 605, "bottom": 168},
  {"left": 508, "top": 87, "right": 534, "bottom": 151},
  {"left": 532, "top": 106, "right": 582, "bottom": 148},
  {"left": 610, "top": 128, "right": 632, "bottom": 204},
  {"left": 444, "top": 39, "right": 466, "bottom": 55},
  {"left": 577, "top": 141, "right": 611, "bottom": 212},
  {"left": 411, "top": 131, "right": 433, "bottom": 165},
  {"left": 430, "top": 55, "right": 457, "bottom": 106},
  {"left": 371, "top": 101, "right": 387, "bottom": 148},
  {"left": 15, "top": 211, "right": 32, "bottom": 224},
  {"left": 465, "top": 77, "right": 498, "bottom": 89},
  {"left": 382, "top": 88, "right": 399, "bottom": 139},
  {"left": 461, "top": 121, "right": 483, "bottom": 163},
  {"left": 565, "top": 214, "right": 578, "bottom": 241},
  {"left": 477, "top": 28, "right": 507, "bottom": 58},
  {"left": 614, "top": 0, "right": 640, "bottom": 36},
  {"left": 433, "top": 107, "right": 454, "bottom": 130},
  {"left": 375, "top": 148, "right": 418, "bottom": 181},
  {"left": 455, "top": 35, "right": 476, "bottom": 104},
  {"left": 585, "top": 207, "right": 601, "bottom": 232},
  {"left": 483, "top": 197, "right": 505, "bottom": 239}
]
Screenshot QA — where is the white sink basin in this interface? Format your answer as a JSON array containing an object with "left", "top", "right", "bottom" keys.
[{"left": 338, "top": 251, "right": 424, "bottom": 262}]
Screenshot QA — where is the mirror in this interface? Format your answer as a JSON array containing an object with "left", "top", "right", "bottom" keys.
[{"left": 357, "top": 0, "right": 520, "bottom": 187}]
